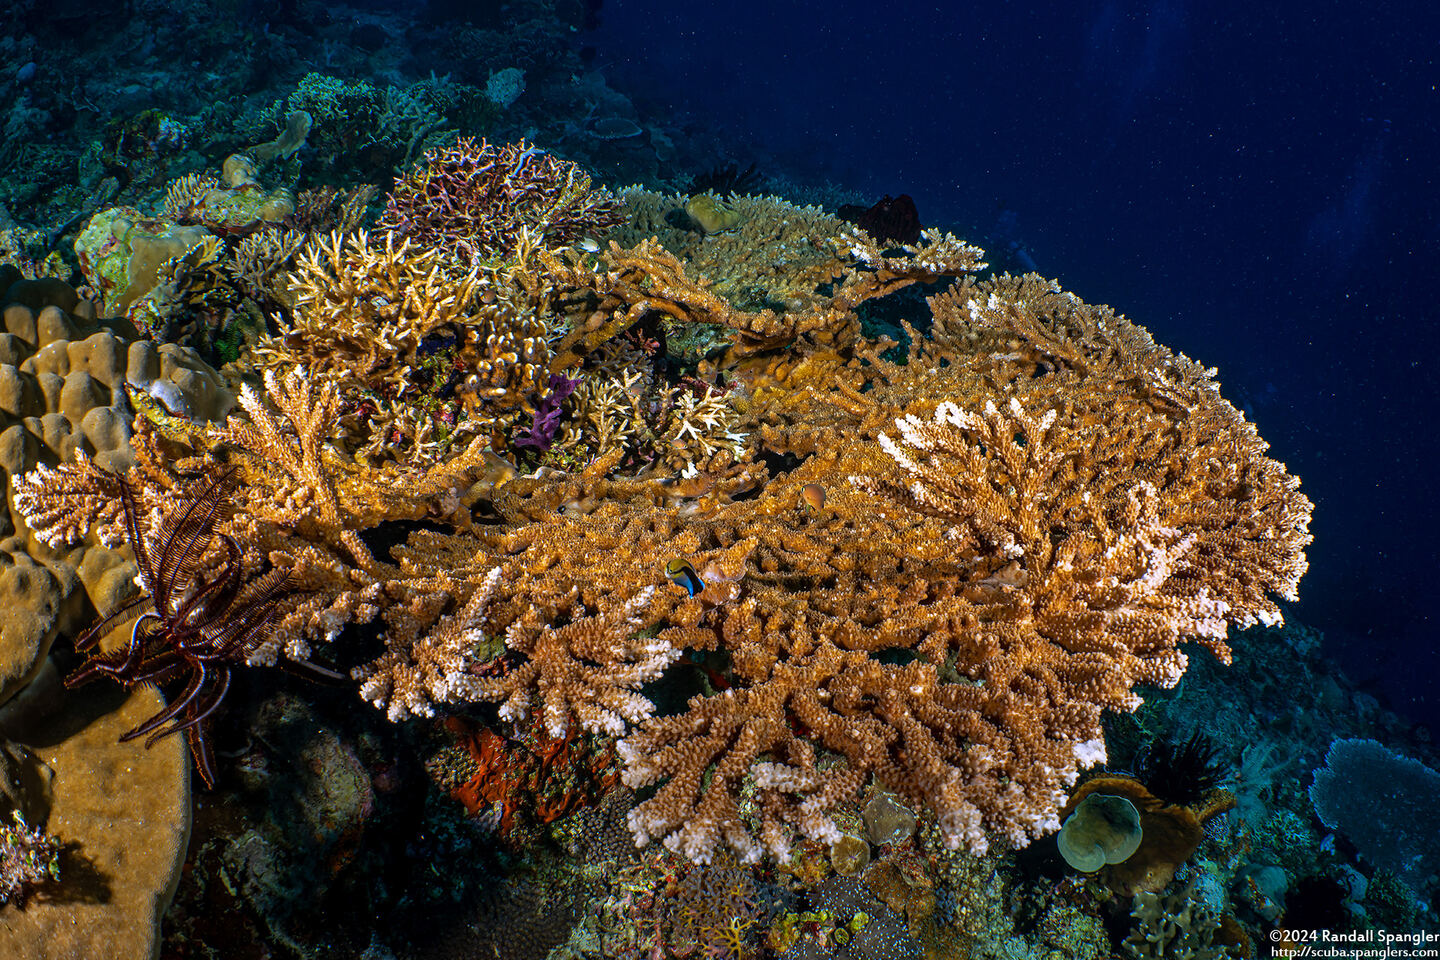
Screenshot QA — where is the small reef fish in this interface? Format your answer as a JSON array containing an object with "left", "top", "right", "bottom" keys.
[
  {"left": 800, "top": 483, "right": 826, "bottom": 514},
  {"left": 665, "top": 558, "right": 706, "bottom": 597}
]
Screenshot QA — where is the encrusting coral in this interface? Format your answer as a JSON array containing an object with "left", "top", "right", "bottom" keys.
[{"left": 11, "top": 148, "right": 1311, "bottom": 869}]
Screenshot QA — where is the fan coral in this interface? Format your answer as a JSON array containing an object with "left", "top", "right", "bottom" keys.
[{"left": 1310, "top": 738, "right": 1440, "bottom": 891}]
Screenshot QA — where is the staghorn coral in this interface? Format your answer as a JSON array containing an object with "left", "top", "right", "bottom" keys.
[
  {"left": 1124, "top": 878, "right": 1228, "bottom": 960},
  {"left": 17, "top": 366, "right": 511, "bottom": 675},
  {"left": 259, "top": 229, "right": 557, "bottom": 466},
  {"left": 162, "top": 172, "right": 219, "bottom": 221},
  {"left": 15, "top": 229, "right": 1311, "bottom": 870},
  {"left": 556, "top": 365, "right": 750, "bottom": 476},
  {"left": 616, "top": 277, "right": 1308, "bottom": 862},
  {"left": 226, "top": 226, "right": 307, "bottom": 311},
  {"left": 289, "top": 183, "right": 378, "bottom": 236},
  {"left": 548, "top": 206, "right": 983, "bottom": 368},
  {"left": 377, "top": 137, "right": 625, "bottom": 264}
]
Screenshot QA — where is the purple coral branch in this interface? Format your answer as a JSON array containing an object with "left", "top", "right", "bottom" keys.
[{"left": 513, "top": 374, "right": 580, "bottom": 452}]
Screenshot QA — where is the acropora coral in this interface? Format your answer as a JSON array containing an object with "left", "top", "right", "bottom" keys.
[
  {"left": 14, "top": 151, "right": 1311, "bottom": 872},
  {"left": 377, "top": 136, "right": 625, "bottom": 263}
]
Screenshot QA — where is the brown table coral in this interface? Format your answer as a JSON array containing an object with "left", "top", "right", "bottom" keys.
[{"left": 12, "top": 206, "right": 1311, "bottom": 869}]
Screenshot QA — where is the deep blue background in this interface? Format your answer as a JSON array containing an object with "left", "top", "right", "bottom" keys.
[{"left": 591, "top": 1, "right": 1440, "bottom": 727}]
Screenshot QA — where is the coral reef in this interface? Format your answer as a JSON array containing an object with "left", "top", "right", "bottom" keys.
[
  {"left": 377, "top": 136, "right": 625, "bottom": 264},
  {"left": 16, "top": 255, "right": 1310, "bottom": 875},
  {"left": 608, "top": 188, "right": 978, "bottom": 345},
  {"left": 74, "top": 148, "right": 380, "bottom": 365},
  {"left": 10, "top": 153, "right": 1311, "bottom": 960},
  {"left": 0, "top": 5, "right": 1377, "bottom": 954},
  {"left": 1310, "top": 738, "right": 1440, "bottom": 894},
  {"left": 44, "top": 468, "right": 299, "bottom": 787}
]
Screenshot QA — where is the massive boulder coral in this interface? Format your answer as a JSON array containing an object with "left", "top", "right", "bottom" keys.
[
  {"left": 0, "top": 267, "right": 233, "bottom": 707},
  {"left": 0, "top": 665, "right": 190, "bottom": 960}
]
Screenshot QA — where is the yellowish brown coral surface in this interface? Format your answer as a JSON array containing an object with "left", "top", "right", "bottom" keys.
[{"left": 15, "top": 199, "right": 1311, "bottom": 866}]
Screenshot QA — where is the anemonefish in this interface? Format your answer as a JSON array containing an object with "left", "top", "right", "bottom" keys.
[{"left": 665, "top": 558, "right": 706, "bottom": 597}]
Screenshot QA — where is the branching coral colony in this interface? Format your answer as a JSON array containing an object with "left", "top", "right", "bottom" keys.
[{"left": 19, "top": 138, "right": 1312, "bottom": 865}]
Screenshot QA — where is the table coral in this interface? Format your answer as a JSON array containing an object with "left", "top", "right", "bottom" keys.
[{"left": 12, "top": 203, "right": 1310, "bottom": 871}]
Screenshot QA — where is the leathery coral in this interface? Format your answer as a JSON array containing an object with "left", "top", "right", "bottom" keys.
[{"left": 15, "top": 220, "right": 1309, "bottom": 864}]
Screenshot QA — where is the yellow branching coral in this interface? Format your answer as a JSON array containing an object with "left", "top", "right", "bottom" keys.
[
  {"left": 551, "top": 190, "right": 983, "bottom": 367},
  {"left": 556, "top": 368, "right": 749, "bottom": 476},
  {"left": 227, "top": 227, "right": 307, "bottom": 308},
  {"left": 15, "top": 204, "right": 1311, "bottom": 867},
  {"left": 612, "top": 189, "right": 876, "bottom": 313},
  {"left": 259, "top": 229, "right": 555, "bottom": 465}
]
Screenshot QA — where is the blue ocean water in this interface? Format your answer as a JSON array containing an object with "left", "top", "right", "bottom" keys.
[
  {"left": 592, "top": 0, "right": 1440, "bottom": 730},
  {"left": 2, "top": 0, "right": 1439, "bottom": 953}
]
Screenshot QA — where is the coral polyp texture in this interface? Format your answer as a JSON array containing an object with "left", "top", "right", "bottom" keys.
[
  {"left": 258, "top": 228, "right": 557, "bottom": 466},
  {"left": 377, "top": 136, "right": 626, "bottom": 263},
  {"left": 12, "top": 165, "right": 1311, "bottom": 868}
]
